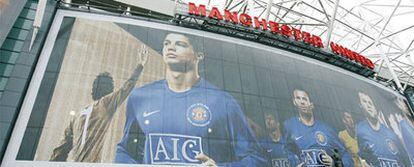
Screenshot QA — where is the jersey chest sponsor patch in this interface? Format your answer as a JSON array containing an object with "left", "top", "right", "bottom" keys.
[
  {"left": 314, "top": 131, "right": 328, "bottom": 146},
  {"left": 300, "top": 149, "right": 325, "bottom": 167},
  {"left": 272, "top": 158, "right": 291, "bottom": 167},
  {"left": 378, "top": 157, "right": 400, "bottom": 167},
  {"left": 186, "top": 103, "right": 211, "bottom": 126},
  {"left": 148, "top": 133, "right": 202, "bottom": 165},
  {"left": 386, "top": 139, "right": 399, "bottom": 155}
]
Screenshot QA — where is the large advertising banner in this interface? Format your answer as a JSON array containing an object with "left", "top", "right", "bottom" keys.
[
  {"left": 6, "top": 11, "right": 414, "bottom": 167},
  {"left": 0, "top": 0, "right": 9, "bottom": 9}
]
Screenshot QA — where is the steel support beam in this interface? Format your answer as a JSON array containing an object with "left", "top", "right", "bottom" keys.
[
  {"left": 324, "top": 0, "right": 340, "bottom": 49},
  {"left": 403, "top": 53, "right": 414, "bottom": 90},
  {"left": 265, "top": 0, "right": 273, "bottom": 20},
  {"left": 377, "top": 0, "right": 402, "bottom": 38},
  {"left": 373, "top": 0, "right": 404, "bottom": 91},
  {"left": 376, "top": 42, "right": 404, "bottom": 91}
]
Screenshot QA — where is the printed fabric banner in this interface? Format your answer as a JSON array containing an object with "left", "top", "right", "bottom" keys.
[{"left": 16, "top": 17, "right": 414, "bottom": 167}]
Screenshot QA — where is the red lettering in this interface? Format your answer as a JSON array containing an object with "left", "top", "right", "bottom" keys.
[
  {"left": 302, "top": 32, "right": 312, "bottom": 44},
  {"left": 239, "top": 13, "right": 252, "bottom": 26},
  {"left": 350, "top": 51, "right": 358, "bottom": 61},
  {"left": 339, "top": 45, "right": 348, "bottom": 58},
  {"left": 291, "top": 28, "right": 302, "bottom": 41},
  {"left": 344, "top": 48, "right": 354, "bottom": 60},
  {"left": 331, "top": 42, "right": 348, "bottom": 59},
  {"left": 281, "top": 24, "right": 292, "bottom": 37},
  {"left": 224, "top": 10, "right": 238, "bottom": 24},
  {"left": 269, "top": 21, "right": 280, "bottom": 33},
  {"left": 361, "top": 56, "right": 369, "bottom": 68},
  {"left": 362, "top": 57, "right": 370, "bottom": 68},
  {"left": 189, "top": 3, "right": 374, "bottom": 70},
  {"left": 350, "top": 51, "right": 357, "bottom": 61},
  {"left": 330, "top": 42, "right": 374, "bottom": 69},
  {"left": 330, "top": 42, "right": 338, "bottom": 54},
  {"left": 188, "top": 2, "right": 206, "bottom": 17},
  {"left": 311, "top": 35, "right": 324, "bottom": 48},
  {"left": 359, "top": 56, "right": 369, "bottom": 67},
  {"left": 254, "top": 17, "right": 268, "bottom": 30},
  {"left": 208, "top": 7, "right": 223, "bottom": 20},
  {"left": 354, "top": 53, "right": 361, "bottom": 65},
  {"left": 366, "top": 58, "right": 375, "bottom": 69},
  {"left": 360, "top": 55, "right": 366, "bottom": 65}
]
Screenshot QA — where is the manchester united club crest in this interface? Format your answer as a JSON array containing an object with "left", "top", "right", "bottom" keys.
[
  {"left": 386, "top": 139, "right": 398, "bottom": 155},
  {"left": 315, "top": 131, "right": 328, "bottom": 146},
  {"left": 187, "top": 103, "right": 211, "bottom": 127}
]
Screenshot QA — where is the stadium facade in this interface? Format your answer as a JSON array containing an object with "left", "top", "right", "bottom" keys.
[{"left": 1, "top": 0, "right": 414, "bottom": 167}]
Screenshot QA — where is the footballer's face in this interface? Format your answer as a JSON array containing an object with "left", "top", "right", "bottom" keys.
[
  {"left": 359, "top": 92, "right": 377, "bottom": 119},
  {"left": 264, "top": 113, "right": 279, "bottom": 131},
  {"left": 162, "top": 34, "right": 199, "bottom": 71},
  {"left": 342, "top": 112, "right": 354, "bottom": 129},
  {"left": 293, "top": 89, "right": 314, "bottom": 115}
]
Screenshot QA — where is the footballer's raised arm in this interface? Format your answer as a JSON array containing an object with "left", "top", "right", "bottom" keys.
[
  {"left": 98, "top": 45, "right": 148, "bottom": 118},
  {"left": 49, "top": 118, "right": 75, "bottom": 161}
]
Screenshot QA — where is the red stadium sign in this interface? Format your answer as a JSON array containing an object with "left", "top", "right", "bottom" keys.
[{"left": 187, "top": 2, "right": 374, "bottom": 69}]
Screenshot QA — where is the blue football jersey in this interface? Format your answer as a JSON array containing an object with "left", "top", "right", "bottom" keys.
[
  {"left": 400, "top": 119, "right": 414, "bottom": 165},
  {"left": 283, "top": 117, "right": 354, "bottom": 167},
  {"left": 259, "top": 137, "right": 299, "bottom": 167},
  {"left": 357, "top": 120, "right": 411, "bottom": 167},
  {"left": 114, "top": 78, "right": 265, "bottom": 166}
]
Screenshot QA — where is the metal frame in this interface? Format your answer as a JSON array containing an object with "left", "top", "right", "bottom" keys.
[
  {"left": 172, "top": 11, "right": 375, "bottom": 77},
  {"left": 210, "top": 0, "right": 414, "bottom": 91}
]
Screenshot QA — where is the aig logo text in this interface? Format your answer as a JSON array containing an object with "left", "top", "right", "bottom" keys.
[{"left": 148, "top": 134, "right": 203, "bottom": 165}]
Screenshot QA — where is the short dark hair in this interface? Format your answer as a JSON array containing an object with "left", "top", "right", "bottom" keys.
[
  {"left": 165, "top": 32, "right": 203, "bottom": 53},
  {"left": 91, "top": 72, "right": 114, "bottom": 100}
]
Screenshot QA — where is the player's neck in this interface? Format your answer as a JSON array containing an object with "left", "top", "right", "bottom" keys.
[
  {"left": 299, "top": 113, "right": 315, "bottom": 126},
  {"left": 367, "top": 118, "right": 380, "bottom": 131},
  {"left": 166, "top": 70, "right": 200, "bottom": 93}
]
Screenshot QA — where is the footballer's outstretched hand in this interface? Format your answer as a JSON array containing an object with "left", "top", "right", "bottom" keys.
[
  {"left": 195, "top": 153, "right": 217, "bottom": 167},
  {"left": 138, "top": 45, "right": 149, "bottom": 66},
  {"left": 320, "top": 150, "right": 334, "bottom": 167}
]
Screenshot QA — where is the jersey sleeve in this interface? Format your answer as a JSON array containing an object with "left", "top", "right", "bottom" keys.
[
  {"left": 96, "top": 65, "right": 143, "bottom": 119},
  {"left": 218, "top": 97, "right": 266, "bottom": 166},
  {"left": 114, "top": 93, "right": 145, "bottom": 164},
  {"left": 49, "top": 117, "right": 75, "bottom": 161}
]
